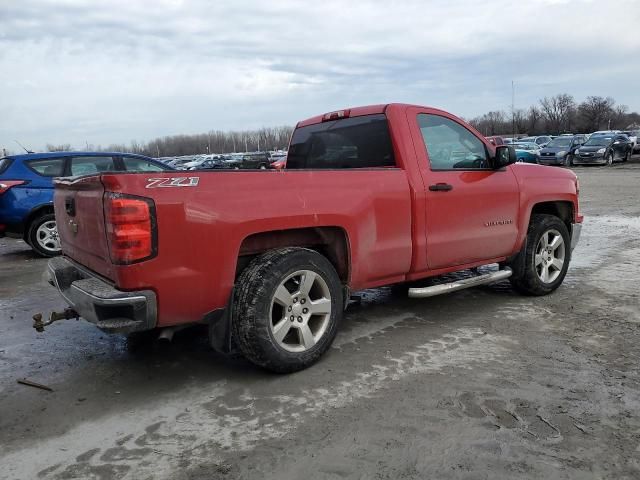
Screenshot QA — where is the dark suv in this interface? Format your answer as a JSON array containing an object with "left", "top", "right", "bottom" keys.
[
  {"left": 537, "top": 135, "right": 587, "bottom": 166},
  {"left": 0, "top": 152, "right": 171, "bottom": 256},
  {"left": 573, "top": 134, "right": 633, "bottom": 166}
]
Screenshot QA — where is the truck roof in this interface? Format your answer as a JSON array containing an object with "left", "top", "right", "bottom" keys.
[{"left": 296, "top": 103, "right": 450, "bottom": 127}]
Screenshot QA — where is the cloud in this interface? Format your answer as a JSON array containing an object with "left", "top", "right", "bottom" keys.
[{"left": 1, "top": 0, "right": 639, "bottom": 150}]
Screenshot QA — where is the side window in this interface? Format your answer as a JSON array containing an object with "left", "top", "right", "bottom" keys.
[
  {"left": 70, "top": 156, "right": 116, "bottom": 176},
  {"left": 27, "top": 158, "right": 66, "bottom": 177},
  {"left": 418, "top": 114, "right": 488, "bottom": 170},
  {"left": 122, "top": 157, "right": 165, "bottom": 172},
  {"left": 287, "top": 114, "right": 395, "bottom": 169}
]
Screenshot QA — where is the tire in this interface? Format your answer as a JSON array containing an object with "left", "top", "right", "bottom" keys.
[
  {"left": 623, "top": 150, "right": 631, "bottom": 162},
  {"left": 605, "top": 152, "right": 614, "bottom": 166},
  {"left": 232, "top": 247, "right": 343, "bottom": 373},
  {"left": 564, "top": 155, "right": 573, "bottom": 167},
  {"left": 27, "top": 213, "right": 62, "bottom": 257},
  {"left": 509, "top": 214, "right": 571, "bottom": 296}
]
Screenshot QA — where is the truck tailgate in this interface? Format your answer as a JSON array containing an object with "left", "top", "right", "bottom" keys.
[{"left": 53, "top": 175, "right": 115, "bottom": 281}]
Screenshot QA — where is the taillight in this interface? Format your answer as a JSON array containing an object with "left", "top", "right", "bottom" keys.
[
  {"left": 104, "top": 193, "right": 157, "bottom": 264},
  {"left": 0, "top": 180, "right": 26, "bottom": 195}
]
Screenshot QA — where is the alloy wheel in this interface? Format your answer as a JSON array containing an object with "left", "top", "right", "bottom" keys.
[
  {"left": 534, "top": 229, "right": 565, "bottom": 284},
  {"left": 35, "top": 221, "right": 61, "bottom": 253},
  {"left": 269, "top": 270, "right": 332, "bottom": 353}
]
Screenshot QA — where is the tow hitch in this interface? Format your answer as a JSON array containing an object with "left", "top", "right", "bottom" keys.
[{"left": 32, "top": 309, "right": 80, "bottom": 332}]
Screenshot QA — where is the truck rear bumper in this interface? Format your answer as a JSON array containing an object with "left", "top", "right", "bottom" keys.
[
  {"left": 46, "top": 256, "right": 157, "bottom": 334},
  {"left": 571, "top": 223, "right": 582, "bottom": 252}
]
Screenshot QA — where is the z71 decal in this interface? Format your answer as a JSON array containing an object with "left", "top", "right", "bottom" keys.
[{"left": 146, "top": 177, "right": 200, "bottom": 188}]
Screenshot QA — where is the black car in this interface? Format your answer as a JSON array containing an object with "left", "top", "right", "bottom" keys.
[
  {"left": 238, "top": 152, "right": 271, "bottom": 169},
  {"left": 538, "top": 135, "right": 587, "bottom": 166},
  {"left": 573, "top": 134, "right": 633, "bottom": 166}
]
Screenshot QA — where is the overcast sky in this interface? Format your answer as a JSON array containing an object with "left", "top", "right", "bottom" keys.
[{"left": 1, "top": 0, "right": 639, "bottom": 152}]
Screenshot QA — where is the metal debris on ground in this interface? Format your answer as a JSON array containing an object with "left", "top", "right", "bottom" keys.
[{"left": 17, "top": 378, "right": 53, "bottom": 392}]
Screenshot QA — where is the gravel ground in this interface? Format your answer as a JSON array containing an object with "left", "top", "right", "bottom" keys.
[{"left": 1, "top": 159, "right": 639, "bottom": 480}]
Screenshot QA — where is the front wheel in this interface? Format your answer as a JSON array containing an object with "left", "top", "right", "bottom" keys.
[
  {"left": 564, "top": 155, "right": 573, "bottom": 167},
  {"left": 623, "top": 150, "right": 631, "bottom": 162},
  {"left": 605, "top": 152, "right": 614, "bottom": 166},
  {"left": 509, "top": 214, "right": 570, "bottom": 296},
  {"left": 27, "top": 213, "right": 61, "bottom": 257},
  {"left": 232, "top": 248, "right": 343, "bottom": 373}
]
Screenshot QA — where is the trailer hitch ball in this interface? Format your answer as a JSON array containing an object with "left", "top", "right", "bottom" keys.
[{"left": 32, "top": 309, "right": 80, "bottom": 332}]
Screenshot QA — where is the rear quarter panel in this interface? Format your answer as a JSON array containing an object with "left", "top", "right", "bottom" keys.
[
  {"left": 101, "top": 169, "right": 413, "bottom": 327},
  {"left": 0, "top": 160, "right": 55, "bottom": 226}
]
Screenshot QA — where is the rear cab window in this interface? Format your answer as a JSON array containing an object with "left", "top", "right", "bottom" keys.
[
  {"left": 26, "top": 158, "right": 66, "bottom": 177},
  {"left": 70, "top": 156, "right": 116, "bottom": 176},
  {"left": 287, "top": 114, "right": 395, "bottom": 169}
]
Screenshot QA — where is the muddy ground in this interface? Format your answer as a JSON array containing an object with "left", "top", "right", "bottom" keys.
[{"left": 1, "top": 160, "right": 639, "bottom": 480}]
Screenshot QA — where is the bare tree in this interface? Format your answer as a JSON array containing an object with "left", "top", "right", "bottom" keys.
[
  {"left": 613, "top": 104, "right": 629, "bottom": 129},
  {"left": 46, "top": 144, "right": 72, "bottom": 152},
  {"left": 539, "top": 94, "right": 576, "bottom": 134},
  {"left": 513, "top": 109, "right": 528, "bottom": 134},
  {"left": 577, "top": 96, "right": 615, "bottom": 132},
  {"left": 527, "top": 106, "right": 542, "bottom": 134}
]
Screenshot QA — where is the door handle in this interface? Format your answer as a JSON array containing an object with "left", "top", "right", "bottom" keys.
[{"left": 428, "top": 183, "right": 453, "bottom": 192}]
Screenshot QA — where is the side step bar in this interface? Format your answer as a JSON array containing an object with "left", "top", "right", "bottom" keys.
[{"left": 408, "top": 268, "right": 512, "bottom": 298}]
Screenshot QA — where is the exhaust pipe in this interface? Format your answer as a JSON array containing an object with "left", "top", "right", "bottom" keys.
[{"left": 157, "top": 326, "right": 188, "bottom": 343}]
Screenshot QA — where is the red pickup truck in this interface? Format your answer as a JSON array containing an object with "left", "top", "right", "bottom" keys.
[{"left": 45, "top": 104, "right": 582, "bottom": 372}]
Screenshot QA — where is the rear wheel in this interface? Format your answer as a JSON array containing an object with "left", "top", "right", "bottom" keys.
[
  {"left": 509, "top": 214, "right": 570, "bottom": 296},
  {"left": 232, "top": 248, "right": 343, "bottom": 373},
  {"left": 27, "top": 213, "right": 61, "bottom": 257},
  {"left": 623, "top": 150, "right": 631, "bottom": 162}
]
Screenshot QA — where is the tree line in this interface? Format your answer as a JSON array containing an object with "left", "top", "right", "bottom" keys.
[
  {"left": 45, "top": 126, "right": 294, "bottom": 157},
  {"left": 36, "top": 94, "right": 640, "bottom": 156},
  {"left": 468, "top": 94, "right": 640, "bottom": 137}
]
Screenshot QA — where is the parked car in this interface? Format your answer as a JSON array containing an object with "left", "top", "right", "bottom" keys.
[
  {"left": 537, "top": 135, "right": 588, "bottom": 166},
  {"left": 590, "top": 130, "right": 620, "bottom": 137},
  {"left": 269, "top": 151, "right": 288, "bottom": 170},
  {"left": 239, "top": 152, "right": 271, "bottom": 169},
  {"left": 518, "top": 136, "right": 553, "bottom": 147},
  {"left": 573, "top": 134, "right": 633, "bottom": 166},
  {"left": 621, "top": 130, "right": 639, "bottom": 152},
  {"left": 45, "top": 103, "right": 582, "bottom": 373},
  {"left": 486, "top": 136, "right": 505, "bottom": 146},
  {"left": 512, "top": 142, "right": 541, "bottom": 163},
  {"left": 0, "top": 152, "right": 172, "bottom": 256}
]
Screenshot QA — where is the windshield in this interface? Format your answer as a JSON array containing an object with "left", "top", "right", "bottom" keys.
[
  {"left": 584, "top": 137, "right": 612, "bottom": 147},
  {"left": 546, "top": 137, "right": 572, "bottom": 148}
]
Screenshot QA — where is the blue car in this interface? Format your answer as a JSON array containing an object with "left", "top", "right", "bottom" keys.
[
  {"left": 512, "top": 142, "right": 541, "bottom": 164},
  {"left": 0, "top": 152, "right": 171, "bottom": 256}
]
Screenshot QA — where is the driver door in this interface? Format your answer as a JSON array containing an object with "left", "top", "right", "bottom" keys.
[{"left": 407, "top": 107, "right": 521, "bottom": 270}]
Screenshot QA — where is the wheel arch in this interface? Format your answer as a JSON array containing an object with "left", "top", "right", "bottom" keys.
[
  {"left": 236, "top": 226, "right": 351, "bottom": 283},
  {"left": 22, "top": 203, "right": 55, "bottom": 240},
  {"left": 529, "top": 201, "right": 573, "bottom": 231}
]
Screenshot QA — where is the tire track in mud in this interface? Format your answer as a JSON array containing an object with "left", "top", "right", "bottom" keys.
[
  {"left": 2, "top": 327, "right": 514, "bottom": 480},
  {"left": 4, "top": 215, "right": 635, "bottom": 479}
]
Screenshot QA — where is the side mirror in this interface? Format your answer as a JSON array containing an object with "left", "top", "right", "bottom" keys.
[{"left": 492, "top": 145, "right": 516, "bottom": 169}]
